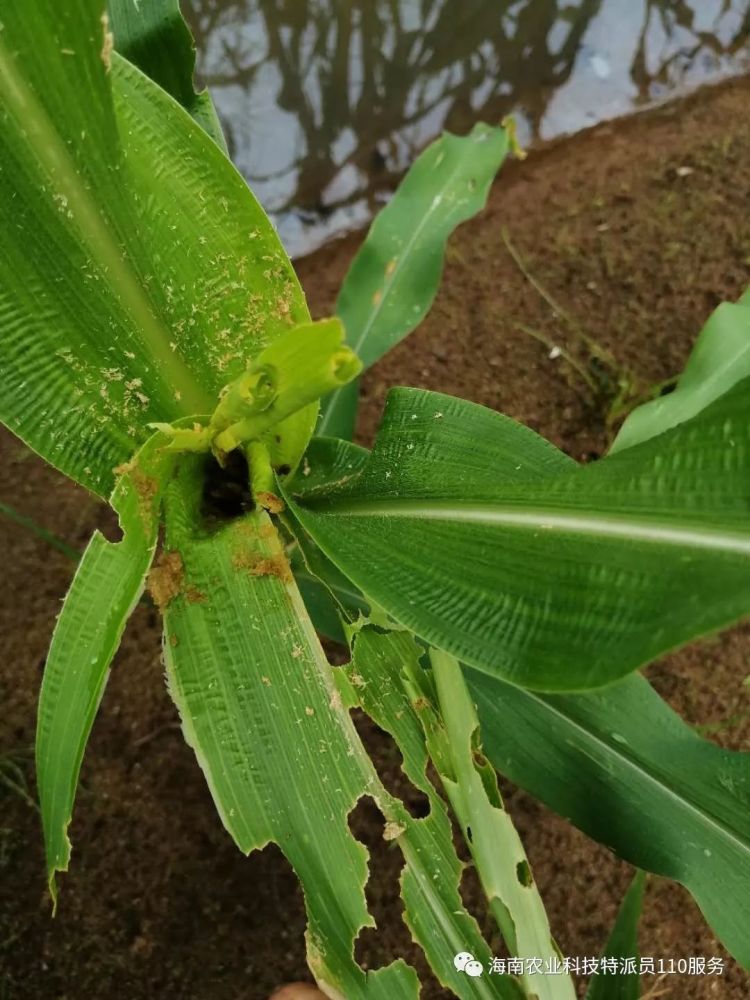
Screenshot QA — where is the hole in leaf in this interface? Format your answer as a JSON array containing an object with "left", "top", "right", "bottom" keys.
[
  {"left": 324, "top": 642, "right": 351, "bottom": 667},
  {"left": 516, "top": 860, "right": 533, "bottom": 887},
  {"left": 459, "top": 863, "right": 502, "bottom": 954},
  {"left": 200, "top": 451, "right": 254, "bottom": 527},
  {"left": 348, "top": 797, "right": 407, "bottom": 969},
  {"left": 352, "top": 711, "right": 430, "bottom": 820},
  {"left": 96, "top": 504, "right": 123, "bottom": 544},
  {"left": 346, "top": 796, "right": 440, "bottom": 992}
]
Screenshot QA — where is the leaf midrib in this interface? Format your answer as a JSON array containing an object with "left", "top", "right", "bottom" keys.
[
  {"left": 309, "top": 499, "right": 750, "bottom": 555},
  {"left": 0, "top": 39, "right": 211, "bottom": 416},
  {"left": 340, "top": 132, "right": 496, "bottom": 362}
]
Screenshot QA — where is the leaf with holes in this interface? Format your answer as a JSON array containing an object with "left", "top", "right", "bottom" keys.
[
  {"left": 344, "top": 628, "right": 527, "bottom": 999},
  {"left": 160, "top": 458, "right": 524, "bottom": 999},
  {"left": 290, "top": 383, "right": 750, "bottom": 691},
  {"left": 427, "top": 648, "right": 575, "bottom": 1000}
]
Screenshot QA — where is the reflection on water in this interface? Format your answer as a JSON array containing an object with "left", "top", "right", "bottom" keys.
[{"left": 185, "top": 0, "right": 750, "bottom": 255}]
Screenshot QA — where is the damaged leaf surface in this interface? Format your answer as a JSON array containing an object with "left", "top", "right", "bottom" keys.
[
  {"left": 161, "top": 457, "right": 523, "bottom": 998},
  {"left": 36, "top": 431, "right": 172, "bottom": 900}
]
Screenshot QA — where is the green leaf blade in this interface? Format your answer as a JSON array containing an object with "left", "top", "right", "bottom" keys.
[
  {"left": 320, "top": 123, "right": 510, "bottom": 438},
  {"left": 109, "top": 0, "right": 227, "bottom": 149},
  {"left": 0, "top": 0, "right": 307, "bottom": 496},
  {"left": 346, "top": 630, "right": 527, "bottom": 1000},
  {"left": 429, "top": 649, "right": 575, "bottom": 1000},
  {"left": 36, "top": 434, "right": 170, "bottom": 901},
  {"left": 160, "top": 462, "right": 397, "bottom": 996},
  {"left": 467, "top": 667, "right": 750, "bottom": 967},
  {"left": 612, "top": 299, "right": 750, "bottom": 453},
  {"left": 291, "top": 384, "right": 750, "bottom": 691},
  {"left": 161, "top": 458, "right": 523, "bottom": 997},
  {"left": 586, "top": 872, "right": 645, "bottom": 1000},
  {"left": 289, "top": 530, "right": 369, "bottom": 642}
]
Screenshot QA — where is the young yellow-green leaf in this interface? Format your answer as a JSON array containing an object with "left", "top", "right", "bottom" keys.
[
  {"left": 429, "top": 649, "right": 575, "bottom": 1000},
  {"left": 346, "top": 630, "right": 527, "bottom": 999},
  {"left": 209, "top": 317, "right": 360, "bottom": 464},
  {"left": 0, "top": 0, "right": 308, "bottom": 498},
  {"left": 36, "top": 430, "right": 172, "bottom": 903},
  {"left": 108, "top": 0, "right": 227, "bottom": 149},
  {"left": 612, "top": 295, "right": 750, "bottom": 453},
  {"left": 585, "top": 872, "right": 645, "bottom": 1000},
  {"left": 160, "top": 457, "right": 524, "bottom": 998},
  {"left": 290, "top": 384, "right": 750, "bottom": 691},
  {"left": 319, "top": 123, "right": 511, "bottom": 439},
  {"left": 467, "top": 667, "right": 750, "bottom": 968}
]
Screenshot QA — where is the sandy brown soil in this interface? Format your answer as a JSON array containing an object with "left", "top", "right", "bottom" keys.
[{"left": 2, "top": 77, "right": 750, "bottom": 999}]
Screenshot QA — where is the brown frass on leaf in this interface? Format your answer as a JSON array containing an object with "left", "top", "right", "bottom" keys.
[
  {"left": 148, "top": 550, "right": 184, "bottom": 611},
  {"left": 232, "top": 547, "right": 293, "bottom": 584},
  {"left": 256, "top": 491, "right": 285, "bottom": 514}
]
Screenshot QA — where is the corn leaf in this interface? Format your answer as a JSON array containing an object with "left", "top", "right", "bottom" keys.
[
  {"left": 290, "top": 384, "right": 750, "bottom": 691},
  {"left": 160, "top": 457, "right": 524, "bottom": 998},
  {"left": 289, "top": 533, "right": 369, "bottom": 643},
  {"left": 108, "top": 0, "right": 226, "bottom": 149},
  {"left": 467, "top": 668, "right": 750, "bottom": 968},
  {"left": 585, "top": 872, "right": 645, "bottom": 1000},
  {"left": 344, "top": 629, "right": 527, "bottom": 999},
  {"left": 428, "top": 649, "right": 575, "bottom": 1000},
  {"left": 284, "top": 450, "right": 371, "bottom": 641},
  {"left": 0, "top": 0, "right": 308, "bottom": 498},
  {"left": 612, "top": 295, "right": 750, "bottom": 453},
  {"left": 36, "top": 431, "right": 171, "bottom": 902},
  {"left": 319, "top": 124, "right": 510, "bottom": 439}
]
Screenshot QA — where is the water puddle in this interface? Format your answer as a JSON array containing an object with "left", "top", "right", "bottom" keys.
[{"left": 186, "top": 1, "right": 750, "bottom": 256}]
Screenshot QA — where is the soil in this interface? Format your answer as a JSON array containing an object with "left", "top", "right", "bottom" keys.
[{"left": 3, "top": 76, "right": 750, "bottom": 1000}]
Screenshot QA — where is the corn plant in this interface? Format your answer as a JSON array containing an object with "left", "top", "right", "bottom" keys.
[{"left": 2, "top": 2, "right": 750, "bottom": 998}]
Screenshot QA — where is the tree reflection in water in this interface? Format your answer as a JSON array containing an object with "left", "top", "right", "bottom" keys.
[{"left": 184, "top": 0, "right": 750, "bottom": 254}]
